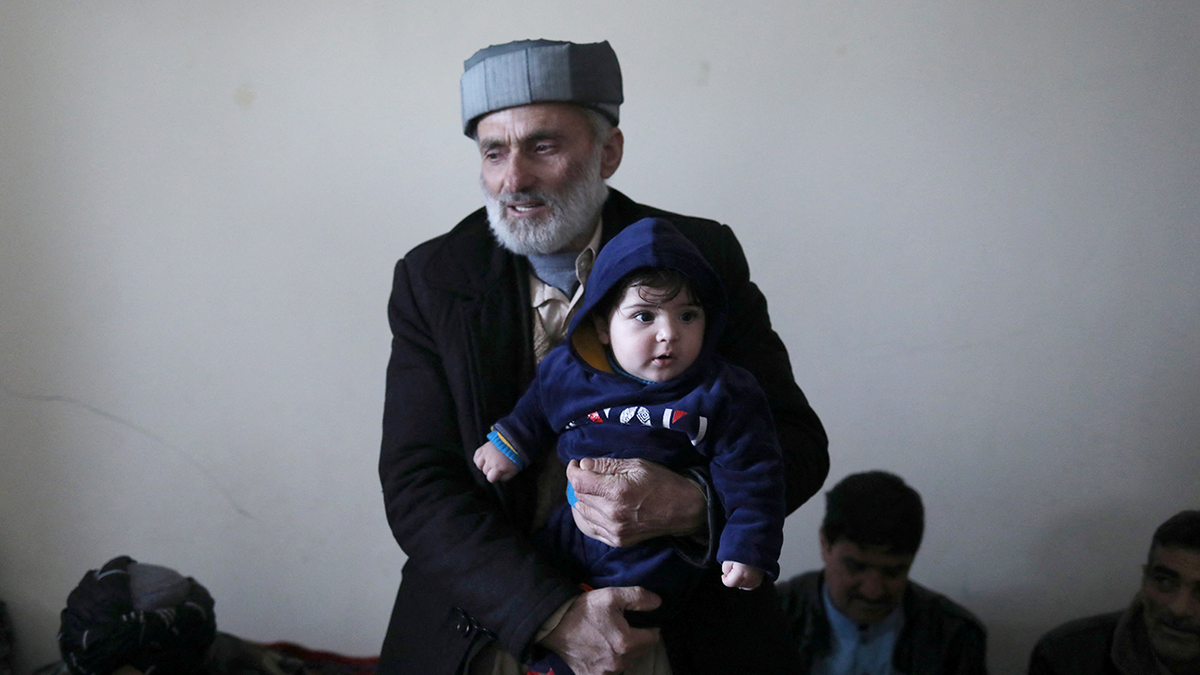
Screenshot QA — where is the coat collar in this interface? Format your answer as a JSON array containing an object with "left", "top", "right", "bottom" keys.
[
  {"left": 1111, "top": 599, "right": 1173, "bottom": 675},
  {"left": 798, "top": 570, "right": 929, "bottom": 665}
]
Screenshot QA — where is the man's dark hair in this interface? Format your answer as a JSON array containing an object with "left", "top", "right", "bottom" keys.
[
  {"left": 822, "top": 470, "right": 925, "bottom": 555},
  {"left": 1148, "top": 509, "right": 1200, "bottom": 562}
]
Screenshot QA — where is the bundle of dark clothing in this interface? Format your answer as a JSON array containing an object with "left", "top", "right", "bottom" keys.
[
  {"left": 38, "top": 555, "right": 375, "bottom": 675},
  {"left": 58, "top": 556, "right": 218, "bottom": 675},
  {"left": 51, "top": 555, "right": 314, "bottom": 675}
]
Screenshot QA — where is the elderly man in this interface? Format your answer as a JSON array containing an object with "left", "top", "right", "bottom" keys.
[
  {"left": 377, "top": 40, "right": 828, "bottom": 675},
  {"left": 1028, "top": 510, "right": 1200, "bottom": 675},
  {"left": 776, "top": 471, "right": 987, "bottom": 674}
]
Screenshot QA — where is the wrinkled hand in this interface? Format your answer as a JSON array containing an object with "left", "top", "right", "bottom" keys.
[
  {"left": 721, "top": 560, "right": 764, "bottom": 590},
  {"left": 566, "top": 457, "right": 706, "bottom": 547},
  {"left": 473, "top": 441, "right": 519, "bottom": 483},
  {"left": 540, "top": 586, "right": 662, "bottom": 675}
]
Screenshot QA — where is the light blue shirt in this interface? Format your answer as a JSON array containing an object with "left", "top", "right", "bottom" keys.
[{"left": 811, "top": 582, "right": 904, "bottom": 675}]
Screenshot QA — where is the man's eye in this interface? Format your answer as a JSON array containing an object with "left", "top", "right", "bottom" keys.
[
  {"left": 1151, "top": 575, "right": 1179, "bottom": 592},
  {"left": 534, "top": 143, "right": 554, "bottom": 153}
]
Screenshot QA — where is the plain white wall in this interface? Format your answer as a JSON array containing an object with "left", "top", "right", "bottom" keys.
[{"left": 2, "top": 1, "right": 1197, "bottom": 673}]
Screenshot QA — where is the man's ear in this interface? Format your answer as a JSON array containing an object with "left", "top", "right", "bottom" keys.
[
  {"left": 594, "top": 314, "right": 611, "bottom": 345},
  {"left": 600, "top": 127, "right": 624, "bottom": 179},
  {"left": 819, "top": 528, "right": 830, "bottom": 552}
]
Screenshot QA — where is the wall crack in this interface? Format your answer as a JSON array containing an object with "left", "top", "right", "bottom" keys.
[{"left": 0, "top": 378, "right": 254, "bottom": 519}]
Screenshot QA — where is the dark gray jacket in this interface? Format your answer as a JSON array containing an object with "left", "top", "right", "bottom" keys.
[
  {"left": 776, "top": 570, "right": 988, "bottom": 674},
  {"left": 1028, "top": 602, "right": 1166, "bottom": 675},
  {"left": 1028, "top": 611, "right": 1124, "bottom": 675}
]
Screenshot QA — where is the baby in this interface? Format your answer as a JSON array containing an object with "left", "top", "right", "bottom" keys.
[{"left": 475, "top": 217, "right": 785, "bottom": 624}]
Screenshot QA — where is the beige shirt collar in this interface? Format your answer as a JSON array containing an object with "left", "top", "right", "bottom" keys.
[{"left": 529, "top": 220, "right": 604, "bottom": 361}]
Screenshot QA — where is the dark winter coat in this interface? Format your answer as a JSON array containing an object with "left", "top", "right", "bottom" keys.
[{"left": 378, "top": 189, "right": 828, "bottom": 674}]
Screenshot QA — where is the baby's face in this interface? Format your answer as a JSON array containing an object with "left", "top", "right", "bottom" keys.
[{"left": 596, "top": 284, "right": 705, "bottom": 382}]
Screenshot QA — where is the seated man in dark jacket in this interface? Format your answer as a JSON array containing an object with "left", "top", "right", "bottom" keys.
[
  {"left": 776, "top": 471, "right": 987, "bottom": 674},
  {"left": 1028, "top": 509, "right": 1200, "bottom": 675}
]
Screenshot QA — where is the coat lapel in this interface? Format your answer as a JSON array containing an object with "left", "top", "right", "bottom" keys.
[{"left": 423, "top": 191, "right": 647, "bottom": 527}]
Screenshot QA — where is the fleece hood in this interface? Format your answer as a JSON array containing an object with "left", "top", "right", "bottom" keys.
[{"left": 566, "top": 218, "right": 728, "bottom": 378}]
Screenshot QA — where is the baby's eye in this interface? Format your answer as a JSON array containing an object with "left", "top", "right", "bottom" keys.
[
  {"left": 680, "top": 310, "right": 702, "bottom": 323},
  {"left": 633, "top": 311, "right": 655, "bottom": 323}
]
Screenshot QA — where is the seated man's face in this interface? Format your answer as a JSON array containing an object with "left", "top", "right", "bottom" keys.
[
  {"left": 1140, "top": 545, "right": 1200, "bottom": 670},
  {"left": 820, "top": 531, "right": 915, "bottom": 627}
]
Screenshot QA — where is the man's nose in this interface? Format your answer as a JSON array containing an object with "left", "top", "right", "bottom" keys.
[
  {"left": 1166, "top": 588, "right": 1199, "bottom": 620},
  {"left": 501, "top": 152, "right": 534, "bottom": 193},
  {"left": 858, "top": 571, "right": 885, "bottom": 600}
]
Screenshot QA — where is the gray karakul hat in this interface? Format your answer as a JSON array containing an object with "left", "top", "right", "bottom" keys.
[{"left": 460, "top": 39, "right": 623, "bottom": 137}]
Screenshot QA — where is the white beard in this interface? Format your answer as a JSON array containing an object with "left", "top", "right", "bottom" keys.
[{"left": 482, "top": 154, "right": 610, "bottom": 256}]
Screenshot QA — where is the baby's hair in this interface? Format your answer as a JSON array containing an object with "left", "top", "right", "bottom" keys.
[{"left": 596, "top": 267, "right": 702, "bottom": 320}]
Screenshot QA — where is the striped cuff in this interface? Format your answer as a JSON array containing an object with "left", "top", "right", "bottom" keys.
[{"left": 486, "top": 429, "right": 526, "bottom": 471}]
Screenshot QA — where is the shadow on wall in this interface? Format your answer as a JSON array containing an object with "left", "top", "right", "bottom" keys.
[{"left": 980, "top": 503, "right": 1148, "bottom": 674}]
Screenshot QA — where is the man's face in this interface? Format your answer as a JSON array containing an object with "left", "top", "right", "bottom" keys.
[
  {"left": 1140, "top": 545, "right": 1200, "bottom": 671},
  {"left": 476, "top": 103, "right": 623, "bottom": 256},
  {"left": 820, "top": 530, "right": 915, "bottom": 626}
]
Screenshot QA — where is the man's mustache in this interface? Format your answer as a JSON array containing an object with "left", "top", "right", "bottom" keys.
[
  {"left": 499, "top": 190, "right": 551, "bottom": 204},
  {"left": 1152, "top": 611, "right": 1200, "bottom": 636},
  {"left": 847, "top": 592, "right": 893, "bottom": 606}
]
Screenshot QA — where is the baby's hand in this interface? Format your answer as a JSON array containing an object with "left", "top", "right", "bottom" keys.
[
  {"left": 721, "top": 561, "right": 764, "bottom": 590},
  {"left": 473, "top": 441, "right": 519, "bottom": 483}
]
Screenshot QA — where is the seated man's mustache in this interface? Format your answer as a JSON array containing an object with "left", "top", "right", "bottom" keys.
[
  {"left": 1154, "top": 612, "right": 1200, "bottom": 636},
  {"left": 847, "top": 592, "right": 892, "bottom": 605}
]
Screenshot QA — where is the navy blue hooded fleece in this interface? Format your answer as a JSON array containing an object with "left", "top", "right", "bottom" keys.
[{"left": 490, "top": 217, "right": 786, "bottom": 588}]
